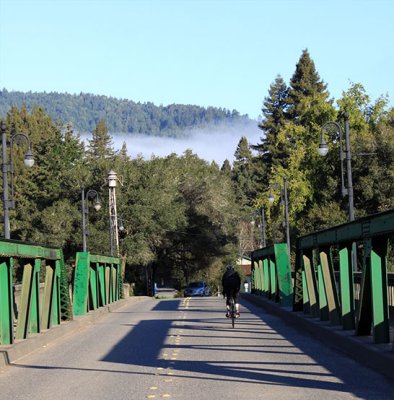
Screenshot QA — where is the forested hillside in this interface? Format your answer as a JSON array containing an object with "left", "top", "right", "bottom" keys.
[{"left": 0, "top": 89, "right": 249, "bottom": 137}]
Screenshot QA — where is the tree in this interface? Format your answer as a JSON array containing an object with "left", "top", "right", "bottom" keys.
[
  {"left": 87, "top": 119, "right": 114, "bottom": 160},
  {"left": 232, "top": 136, "right": 256, "bottom": 206},
  {"left": 287, "top": 49, "right": 329, "bottom": 124},
  {"left": 221, "top": 159, "right": 232, "bottom": 175},
  {"left": 254, "top": 75, "right": 289, "bottom": 169},
  {"left": 337, "top": 84, "right": 394, "bottom": 216}
]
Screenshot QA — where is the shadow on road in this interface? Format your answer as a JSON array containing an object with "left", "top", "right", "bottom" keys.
[
  {"left": 98, "top": 297, "right": 393, "bottom": 399},
  {"left": 9, "top": 297, "right": 393, "bottom": 399}
]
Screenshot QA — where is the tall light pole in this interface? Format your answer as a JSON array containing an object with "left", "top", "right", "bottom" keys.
[
  {"left": 260, "top": 207, "right": 266, "bottom": 248},
  {"left": 319, "top": 112, "right": 354, "bottom": 222},
  {"left": 108, "top": 170, "right": 122, "bottom": 256},
  {"left": 268, "top": 176, "right": 291, "bottom": 261},
  {"left": 1, "top": 121, "right": 34, "bottom": 239},
  {"left": 253, "top": 207, "right": 266, "bottom": 248},
  {"left": 81, "top": 188, "right": 101, "bottom": 252}
]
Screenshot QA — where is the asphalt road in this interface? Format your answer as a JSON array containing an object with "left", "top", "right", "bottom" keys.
[{"left": 0, "top": 296, "right": 393, "bottom": 400}]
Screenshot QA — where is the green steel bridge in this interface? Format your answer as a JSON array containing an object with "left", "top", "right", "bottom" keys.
[{"left": 0, "top": 209, "right": 394, "bottom": 398}]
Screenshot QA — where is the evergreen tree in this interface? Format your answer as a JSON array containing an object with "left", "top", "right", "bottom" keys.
[
  {"left": 287, "top": 49, "right": 329, "bottom": 125},
  {"left": 87, "top": 119, "right": 114, "bottom": 160},
  {"left": 254, "top": 75, "right": 289, "bottom": 169},
  {"left": 221, "top": 159, "right": 232, "bottom": 175},
  {"left": 232, "top": 137, "right": 255, "bottom": 206}
]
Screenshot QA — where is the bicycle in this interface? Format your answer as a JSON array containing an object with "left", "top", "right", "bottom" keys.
[{"left": 228, "top": 296, "right": 236, "bottom": 328}]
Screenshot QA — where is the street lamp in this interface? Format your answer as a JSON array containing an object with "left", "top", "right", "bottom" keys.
[
  {"left": 268, "top": 176, "right": 290, "bottom": 260},
  {"left": 319, "top": 112, "right": 354, "bottom": 222},
  {"left": 118, "top": 216, "right": 128, "bottom": 239},
  {"left": 81, "top": 188, "right": 101, "bottom": 252},
  {"left": 1, "top": 121, "right": 35, "bottom": 239}
]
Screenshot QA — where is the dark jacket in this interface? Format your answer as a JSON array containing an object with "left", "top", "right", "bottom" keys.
[{"left": 222, "top": 267, "right": 241, "bottom": 292}]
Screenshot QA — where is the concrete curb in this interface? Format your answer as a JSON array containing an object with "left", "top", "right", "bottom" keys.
[
  {"left": 242, "top": 293, "right": 394, "bottom": 380},
  {"left": 0, "top": 296, "right": 150, "bottom": 369}
]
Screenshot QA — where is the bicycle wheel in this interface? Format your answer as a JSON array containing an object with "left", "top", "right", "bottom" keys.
[{"left": 230, "top": 298, "right": 235, "bottom": 328}]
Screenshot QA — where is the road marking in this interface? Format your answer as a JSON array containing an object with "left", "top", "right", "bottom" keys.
[
  {"left": 162, "top": 394, "right": 171, "bottom": 398},
  {"left": 150, "top": 386, "right": 158, "bottom": 390}
]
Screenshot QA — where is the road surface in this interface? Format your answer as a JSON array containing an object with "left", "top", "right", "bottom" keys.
[{"left": 0, "top": 296, "right": 393, "bottom": 399}]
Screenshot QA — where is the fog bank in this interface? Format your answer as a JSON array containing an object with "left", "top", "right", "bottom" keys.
[{"left": 109, "top": 120, "right": 261, "bottom": 166}]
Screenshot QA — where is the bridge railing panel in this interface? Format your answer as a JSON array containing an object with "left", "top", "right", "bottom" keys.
[
  {"left": 251, "top": 243, "right": 293, "bottom": 307},
  {"left": 0, "top": 240, "right": 71, "bottom": 345},
  {"left": 72, "top": 252, "right": 121, "bottom": 316}
]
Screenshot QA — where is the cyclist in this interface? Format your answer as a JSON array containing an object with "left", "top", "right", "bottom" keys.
[{"left": 222, "top": 264, "right": 241, "bottom": 318}]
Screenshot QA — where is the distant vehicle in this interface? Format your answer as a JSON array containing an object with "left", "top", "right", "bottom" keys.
[{"left": 184, "top": 281, "right": 211, "bottom": 297}]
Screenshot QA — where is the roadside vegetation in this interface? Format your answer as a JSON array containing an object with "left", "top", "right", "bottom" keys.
[{"left": 2, "top": 49, "right": 393, "bottom": 291}]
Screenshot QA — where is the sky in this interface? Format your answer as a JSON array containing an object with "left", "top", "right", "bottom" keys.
[{"left": 1, "top": 0, "right": 393, "bottom": 163}]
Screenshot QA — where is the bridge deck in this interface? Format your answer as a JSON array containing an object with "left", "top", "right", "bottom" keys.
[{"left": 0, "top": 296, "right": 393, "bottom": 399}]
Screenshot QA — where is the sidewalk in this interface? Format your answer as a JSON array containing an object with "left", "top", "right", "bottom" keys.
[
  {"left": 242, "top": 293, "right": 394, "bottom": 380},
  {"left": 0, "top": 296, "right": 149, "bottom": 370}
]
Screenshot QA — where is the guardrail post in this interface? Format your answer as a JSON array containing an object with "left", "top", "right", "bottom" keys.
[
  {"left": 258, "top": 259, "right": 264, "bottom": 295},
  {"left": 16, "top": 259, "right": 41, "bottom": 339},
  {"left": 98, "top": 262, "right": 106, "bottom": 307},
  {"left": 302, "top": 270, "right": 310, "bottom": 314},
  {"left": 356, "top": 237, "right": 390, "bottom": 343},
  {"left": 269, "top": 256, "right": 277, "bottom": 300},
  {"left": 302, "top": 250, "right": 319, "bottom": 317},
  {"left": 41, "top": 260, "right": 61, "bottom": 329},
  {"left": 263, "top": 258, "right": 269, "bottom": 296},
  {"left": 370, "top": 237, "right": 389, "bottom": 343},
  {"left": 73, "top": 252, "right": 90, "bottom": 316},
  {"left": 317, "top": 258, "right": 329, "bottom": 321},
  {"left": 0, "top": 257, "right": 13, "bottom": 344},
  {"left": 89, "top": 262, "right": 98, "bottom": 310},
  {"left": 339, "top": 244, "right": 355, "bottom": 329},
  {"left": 274, "top": 244, "right": 293, "bottom": 307},
  {"left": 319, "top": 248, "right": 340, "bottom": 325}
]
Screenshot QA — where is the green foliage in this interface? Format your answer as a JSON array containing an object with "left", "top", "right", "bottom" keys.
[
  {"left": 254, "top": 75, "right": 289, "bottom": 170},
  {"left": 252, "top": 49, "right": 394, "bottom": 257},
  {"left": 0, "top": 49, "right": 393, "bottom": 293},
  {"left": 1, "top": 106, "right": 242, "bottom": 290}
]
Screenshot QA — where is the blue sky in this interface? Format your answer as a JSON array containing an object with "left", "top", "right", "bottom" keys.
[{"left": 0, "top": 0, "right": 393, "bottom": 162}]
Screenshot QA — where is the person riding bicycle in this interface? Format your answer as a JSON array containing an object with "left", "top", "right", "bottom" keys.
[{"left": 222, "top": 264, "right": 241, "bottom": 318}]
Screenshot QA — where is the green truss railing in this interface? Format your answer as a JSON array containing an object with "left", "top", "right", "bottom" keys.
[
  {"left": 251, "top": 243, "right": 293, "bottom": 307},
  {"left": 0, "top": 240, "right": 72, "bottom": 345},
  {"left": 72, "top": 252, "right": 122, "bottom": 316},
  {"left": 293, "top": 209, "right": 394, "bottom": 344},
  {"left": 250, "top": 210, "right": 394, "bottom": 345},
  {"left": 0, "top": 241, "right": 123, "bottom": 346}
]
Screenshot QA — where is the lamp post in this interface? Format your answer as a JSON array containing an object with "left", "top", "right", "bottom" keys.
[
  {"left": 252, "top": 208, "right": 266, "bottom": 248},
  {"left": 81, "top": 188, "right": 101, "bottom": 252},
  {"left": 268, "top": 176, "right": 290, "bottom": 260},
  {"left": 259, "top": 207, "right": 266, "bottom": 248},
  {"left": 319, "top": 112, "right": 354, "bottom": 222},
  {"left": 1, "top": 121, "right": 35, "bottom": 239}
]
